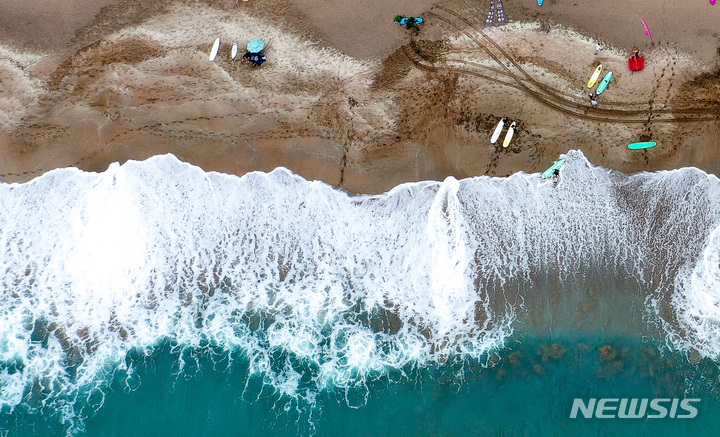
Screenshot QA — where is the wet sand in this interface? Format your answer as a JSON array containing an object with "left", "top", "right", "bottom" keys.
[{"left": 0, "top": 0, "right": 719, "bottom": 193}]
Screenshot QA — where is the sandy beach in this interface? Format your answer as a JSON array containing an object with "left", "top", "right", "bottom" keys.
[{"left": 1, "top": 0, "right": 719, "bottom": 193}]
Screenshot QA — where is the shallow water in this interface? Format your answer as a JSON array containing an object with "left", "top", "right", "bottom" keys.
[
  {"left": 2, "top": 151, "right": 720, "bottom": 435},
  {"left": 5, "top": 336, "right": 720, "bottom": 437}
]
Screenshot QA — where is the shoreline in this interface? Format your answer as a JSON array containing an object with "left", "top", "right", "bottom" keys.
[{"left": 0, "top": 0, "right": 719, "bottom": 194}]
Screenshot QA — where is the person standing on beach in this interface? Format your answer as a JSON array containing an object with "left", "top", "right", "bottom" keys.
[
  {"left": 589, "top": 93, "right": 598, "bottom": 107},
  {"left": 394, "top": 15, "right": 422, "bottom": 32},
  {"left": 406, "top": 17, "right": 421, "bottom": 32}
]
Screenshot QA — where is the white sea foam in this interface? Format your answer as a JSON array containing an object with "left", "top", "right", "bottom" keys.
[
  {"left": 675, "top": 222, "right": 720, "bottom": 358},
  {"left": 0, "top": 154, "right": 512, "bottom": 418},
  {"left": 2, "top": 151, "right": 720, "bottom": 426}
]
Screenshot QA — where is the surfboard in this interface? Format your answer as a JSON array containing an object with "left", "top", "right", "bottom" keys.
[
  {"left": 596, "top": 71, "right": 613, "bottom": 95},
  {"left": 231, "top": 43, "right": 238, "bottom": 59},
  {"left": 628, "top": 141, "right": 657, "bottom": 149},
  {"left": 490, "top": 118, "right": 507, "bottom": 144},
  {"left": 538, "top": 0, "right": 544, "bottom": 5},
  {"left": 587, "top": 65, "right": 603, "bottom": 88},
  {"left": 542, "top": 159, "right": 566, "bottom": 178},
  {"left": 209, "top": 38, "right": 221, "bottom": 62},
  {"left": 502, "top": 121, "right": 516, "bottom": 148}
]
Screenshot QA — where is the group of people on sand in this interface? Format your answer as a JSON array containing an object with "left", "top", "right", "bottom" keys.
[{"left": 242, "top": 51, "right": 267, "bottom": 67}]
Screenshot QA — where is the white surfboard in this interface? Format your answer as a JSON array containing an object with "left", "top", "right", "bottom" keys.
[
  {"left": 231, "top": 43, "right": 238, "bottom": 59},
  {"left": 490, "top": 118, "right": 507, "bottom": 144},
  {"left": 502, "top": 121, "right": 516, "bottom": 148},
  {"left": 209, "top": 38, "right": 221, "bottom": 62}
]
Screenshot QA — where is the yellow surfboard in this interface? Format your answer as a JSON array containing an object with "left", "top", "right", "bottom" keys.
[
  {"left": 502, "top": 121, "right": 516, "bottom": 148},
  {"left": 587, "top": 64, "right": 603, "bottom": 88}
]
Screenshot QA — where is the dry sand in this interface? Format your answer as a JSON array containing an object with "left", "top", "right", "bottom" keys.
[{"left": 0, "top": 0, "right": 719, "bottom": 193}]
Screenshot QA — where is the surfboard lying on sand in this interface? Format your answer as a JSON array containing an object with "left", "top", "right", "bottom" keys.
[
  {"left": 502, "top": 121, "right": 516, "bottom": 148},
  {"left": 542, "top": 159, "right": 566, "bottom": 178},
  {"left": 587, "top": 65, "right": 603, "bottom": 88},
  {"left": 231, "top": 43, "right": 238, "bottom": 59},
  {"left": 209, "top": 38, "right": 221, "bottom": 62},
  {"left": 491, "top": 118, "right": 507, "bottom": 144},
  {"left": 596, "top": 71, "right": 613, "bottom": 94},
  {"left": 628, "top": 141, "right": 657, "bottom": 149}
]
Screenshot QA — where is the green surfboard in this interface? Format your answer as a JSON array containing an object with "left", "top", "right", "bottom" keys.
[
  {"left": 542, "top": 159, "right": 566, "bottom": 178},
  {"left": 628, "top": 142, "right": 657, "bottom": 149},
  {"left": 596, "top": 71, "right": 613, "bottom": 95}
]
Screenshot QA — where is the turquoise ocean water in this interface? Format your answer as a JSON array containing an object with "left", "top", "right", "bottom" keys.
[{"left": 2, "top": 151, "right": 720, "bottom": 436}]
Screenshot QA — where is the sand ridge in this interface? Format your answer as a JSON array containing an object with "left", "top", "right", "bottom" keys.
[{"left": 0, "top": 0, "right": 719, "bottom": 193}]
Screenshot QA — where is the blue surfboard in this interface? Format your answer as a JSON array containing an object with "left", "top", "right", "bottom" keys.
[
  {"left": 542, "top": 159, "right": 566, "bottom": 178},
  {"left": 628, "top": 142, "right": 657, "bottom": 150},
  {"left": 596, "top": 71, "right": 613, "bottom": 95}
]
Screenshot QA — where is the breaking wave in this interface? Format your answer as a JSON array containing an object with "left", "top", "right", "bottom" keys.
[{"left": 1, "top": 150, "right": 720, "bottom": 431}]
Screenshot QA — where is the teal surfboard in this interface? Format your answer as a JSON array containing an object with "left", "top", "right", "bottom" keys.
[
  {"left": 542, "top": 159, "right": 566, "bottom": 178},
  {"left": 595, "top": 71, "right": 613, "bottom": 95},
  {"left": 628, "top": 141, "right": 657, "bottom": 149}
]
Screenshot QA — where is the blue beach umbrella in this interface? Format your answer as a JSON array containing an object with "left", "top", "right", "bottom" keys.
[{"left": 247, "top": 39, "right": 265, "bottom": 53}]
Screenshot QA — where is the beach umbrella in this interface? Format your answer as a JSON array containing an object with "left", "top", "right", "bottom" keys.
[
  {"left": 639, "top": 18, "right": 652, "bottom": 40},
  {"left": 247, "top": 39, "right": 265, "bottom": 53}
]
